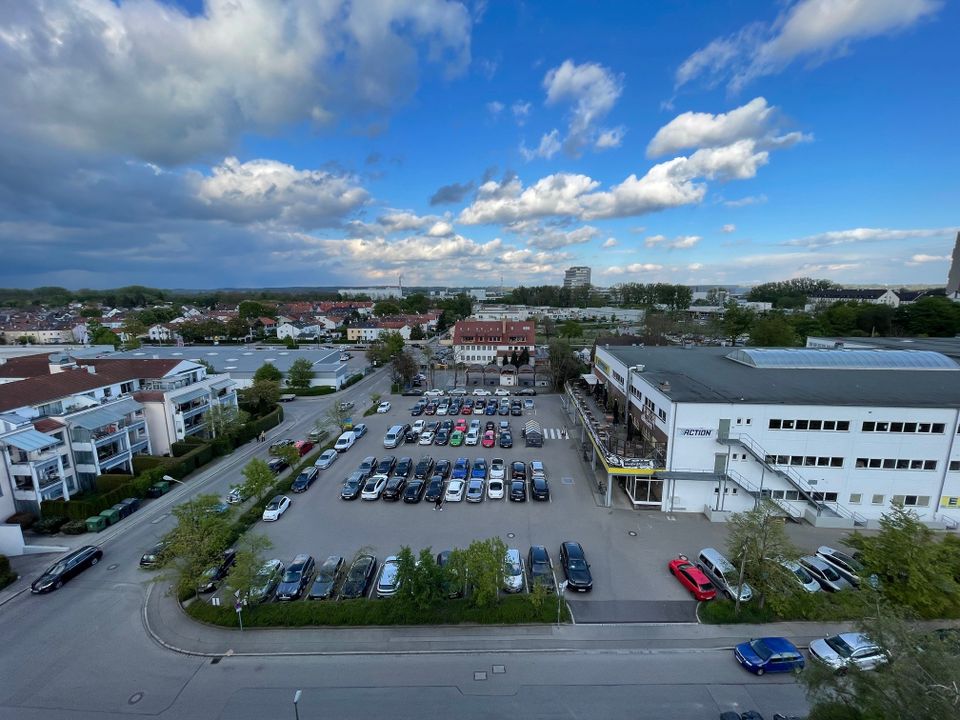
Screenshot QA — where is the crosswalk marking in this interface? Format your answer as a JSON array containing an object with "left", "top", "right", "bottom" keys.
[{"left": 543, "top": 428, "right": 567, "bottom": 440}]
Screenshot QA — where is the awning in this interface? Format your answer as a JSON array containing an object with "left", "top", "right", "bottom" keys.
[
  {"left": 580, "top": 373, "right": 598, "bottom": 385},
  {"left": 2, "top": 429, "right": 61, "bottom": 452},
  {"left": 170, "top": 386, "right": 209, "bottom": 404},
  {"left": 210, "top": 379, "right": 233, "bottom": 391},
  {"left": 69, "top": 398, "right": 144, "bottom": 430}
]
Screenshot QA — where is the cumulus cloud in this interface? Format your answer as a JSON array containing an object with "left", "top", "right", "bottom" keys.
[
  {"left": 595, "top": 126, "right": 626, "bottom": 149},
  {"left": 523, "top": 225, "right": 600, "bottom": 250},
  {"left": 781, "top": 226, "right": 957, "bottom": 249},
  {"left": 520, "top": 129, "right": 562, "bottom": 161},
  {"left": 675, "top": 0, "right": 942, "bottom": 91},
  {"left": 650, "top": 97, "right": 786, "bottom": 157},
  {"left": 724, "top": 194, "right": 768, "bottom": 207},
  {"left": 0, "top": 0, "right": 472, "bottom": 164},
  {"left": 602, "top": 263, "right": 664, "bottom": 275},
  {"left": 721, "top": 224, "right": 736, "bottom": 233},
  {"left": 542, "top": 59, "right": 624, "bottom": 154},
  {"left": 645, "top": 234, "right": 701, "bottom": 250},
  {"left": 907, "top": 254, "right": 950, "bottom": 264},
  {"left": 602, "top": 237, "right": 617, "bottom": 248},
  {"left": 429, "top": 181, "right": 475, "bottom": 205},
  {"left": 427, "top": 221, "right": 455, "bottom": 237},
  {"left": 195, "top": 157, "right": 368, "bottom": 227}
]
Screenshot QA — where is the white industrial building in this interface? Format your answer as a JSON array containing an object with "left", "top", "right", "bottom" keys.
[{"left": 573, "top": 345, "right": 960, "bottom": 530}]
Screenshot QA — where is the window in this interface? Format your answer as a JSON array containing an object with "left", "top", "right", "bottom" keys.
[
  {"left": 933, "top": 423, "right": 946, "bottom": 433},
  {"left": 924, "top": 460, "right": 937, "bottom": 470},
  {"left": 862, "top": 421, "right": 875, "bottom": 431},
  {"left": 817, "top": 457, "right": 830, "bottom": 466},
  {"left": 849, "top": 493, "right": 862, "bottom": 504},
  {"left": 836, "top": 421, "right": 850, "bottom": 431},
  {"left": 893, "top": 495, "right": 930, "bottom": 507},
  {"left": 804, "top": 456, "right": 816, "bottom": 466},
  {"left": 896, "top": 459, "right": 909, "bottom": 470},
  {"left": 769, "top": 419, "right": 782, "bottom": 429},
  {"left": 790, "top": 456, "right": 803, "bottom": 466},
  {"left": 904, "top": 422, "right": 917, "bottom": 433},
  {"left": 950, "top": 461, "right": 960, "bottom": 472},
  {"left": 890, "top": 422, "right": 903, "bottom": 432},
  {"left": 876, "top": 422, "right": 889, "bottom": 432},
  {"left": 869, "top": 459, "right": 882, "bottom": 468},
  {"left": 785, "top": 490, "right": 800, "bottom": 501},
  {"left": 808, "top": 420, "right": 822, "bottom": 430},
  {"left": 746, "top": 418, "right": 752, "bottom": 425},
  {"left": 782, "top": 419, "right": 795, "bottom": 429},
  {"left": 856, "top": 458, "right": 867, "bottom": 468},
  {"left": 831, "top": 457, "right": 843, "bottom": 468},
  {"left": 872, "top": 494, "right": 885, "bottom": 505},
  {"left": 796, "top": 419, "right": 809, "bottom": 430},
  {"left": 919, "top": 423, "right": 931, "bottom": 433},
  {"left": 736, "top": 418, "right": 742, "bottom": 425},
  {"left": 823, "top": 421, "right": 836, "bottom": 430},
  {"left": 882, "top": 459, "right": 896, "bottom": 469}
]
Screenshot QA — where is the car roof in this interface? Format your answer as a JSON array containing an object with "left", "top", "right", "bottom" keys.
[
  {"left": 321, "top": 555, "right": 342, "bottom": 568},
  {"left": 530, "top": 545, "right": 548, "bottom": 560},
  {"left": 291, "top": 554, "right": 311, "bottom": 566},
  {"left": 562, "top": 541, "right": 584, "bottom": 557},
  {"left": 757, "top": 636, "right": 799, "bottom": 653},
  {"left": 836, "top": 632, "right": 874, "bottom": 648}
]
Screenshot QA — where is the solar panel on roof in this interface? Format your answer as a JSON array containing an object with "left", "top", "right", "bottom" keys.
[{"left": 725, "top": 348, "right": 958, "bottom": 370}]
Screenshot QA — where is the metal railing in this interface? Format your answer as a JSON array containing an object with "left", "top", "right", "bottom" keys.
[
  {"left": 724, "top": 467, "right": 805, "bottom": 519},
  {"left": 565, "top": 382, "right": 660, "bottom": 470}
]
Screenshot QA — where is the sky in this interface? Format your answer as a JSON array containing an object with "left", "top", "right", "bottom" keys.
[{"left": 0, "top": 0, "right": 958, "bottom": 291}]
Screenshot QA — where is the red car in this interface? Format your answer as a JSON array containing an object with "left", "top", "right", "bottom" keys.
[
  {"left": 454, "top": 418, "right": 468, "bottom": 432},
  {"left": 294, "top": 440, "right": 314, "bottom": 456},
  {"left": 481, "top": 430, "right": 496, "bottom": 448},
  {"left": 668, "top": 555, "right": 717, "bottom": 601}
]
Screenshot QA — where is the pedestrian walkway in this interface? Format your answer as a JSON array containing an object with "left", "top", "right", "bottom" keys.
[{"left": 542, "top": 427, "right": 568, "bottom": 440}]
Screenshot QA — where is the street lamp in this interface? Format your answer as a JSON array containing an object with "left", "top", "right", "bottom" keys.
[{"left": 293, "top": 690, "right": 302, "bottom": 720}]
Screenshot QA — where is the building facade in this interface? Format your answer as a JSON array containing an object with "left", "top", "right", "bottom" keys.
[
  {"left": 452, "top": 320, "right": 537, "bottom": 365},
  {"left": 563, "top": 266, "right": 592, "bottom": 290}
]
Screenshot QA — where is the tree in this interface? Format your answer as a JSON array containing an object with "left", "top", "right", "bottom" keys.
[
  {"left": 286, "top": 357, "right": 315, "bottom": 388},
  {"left": 254, "top": 362, "right": 283, "bottom": 383},
  {"left": 240, "top": 458, "right": 275, "bottom": 505},
  {"left": 120, "top": 317, "right": 147, "bottom": 348},
  {"left": 197, "top": 358, "right": 216, "bottom": 375},
  {"left": 373, "top": 300, "right": 402, "bottom": 317},
  {"left": 241, "top": 379, "right": 280, "bottom": 413},
  {"left": 394, "top": 546, "right": 446, "bottom": 610},
  {"left": 87, "top": 321, "right": 121, "bottom": 349},
  {"left": 726, "top": 500, "right": 798, "bottom": 612},
  {"left": 547, "top": 338, "right": 585, "bottom": 390},
  {"left": 325, "top": 403, "right": 351, "bottom": 432},
  {"left": 206, "top": 404, "right": 250, "bottom": 440},
  {"left": 79, "top": 307, "right": 101, "bottom": 318},
  {"left": 369, "top": 392, "right": 382, "bottom": 409},
  {"left": 238, "top": 300, "right": 269, "bottom": 321},
  {"left": 540, "top": 317, "right": 555, "bottom": 339},
  {"left": 275, "top": 443, "right": 301, "bottom": 471},
  {"left": 721, "top": 301, "right": 755, "bottom": 345},
  {"left": 518, "top": 348, "right": 530, "bottom": 366},
  {"left": 559, "top": 320, "right": 583, "bottom": 339},
  {"left": 391, "top": 349, "right": 417, "bottom": 385},
  {"left": 163, "top": 494, "right": 233, "bottom": 596},
  {"left": 453, "top": 537, "right": 507, "bottom": 608},
  {"left": 225, "top": 534, "right": 273, "bottom": 603},
  {"left": 747, "top": 313, "right": 799, "bottom": 347},
  {"left": 366, "top": 331, "right": 405, "bottom": 366},
  {"left": 747, "top": 277, "right": 834, "bottom": 309},
  {"left": 409, "top": 324, "right": 425, "bottom": 341},
  {"left": 225, "top": 316, "right": 249, "bottom": 340}
]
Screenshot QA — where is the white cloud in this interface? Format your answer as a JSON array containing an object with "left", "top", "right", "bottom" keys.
[
  {"left": 649, "top": 97, "right": 777, "bottom": 157},
  {"left": 907, "top": 254, "right": 950, "bottom": 264},
  {"left": 781, "top": 226, "right": 957, "bottom": 249},
  {"left": 675, "top": 0, "right": 942, "bottom": 90},
  {"left": 724, "top": 194, "right": 768, "bottom": 208},
  {"left": 487, "top": 101, "right": 505, "bottom": 116},
  {"left": 602, "top": 263, "right": 664, "bottom": 275},
  {"left": 520, "top": 129, "right": 562, "bottom": 160},
  {"left": 602, "top": 237, "right": 617, "bottom": 248},
  {"left": 427, "top": 221, "right": 455, "bottom": 237},
  {"left": 645, "top": 234, "right": 701, "bottom": 250},
  {"left": 0, "top": 0, "right": 472, "bottom": 164},
  {"left": 595, "top": 126, "right": 626, "bottom": 149},
  {"left": 195, "top": 157, "right": 368, "bottom": 227},
  {"left": 721, "top": 224, "right": 736, "bottom": 233},
  {"left": 542, "top": 59, "right": 624, "bottom": 154},
  {"left": 523, "top": 225, "right": 600, "bottom": 250},
  {"left": 512, "top": 101, "right": 532, "bottom": 124},
  {"left": 687, "top": 263, "right": 704, "bottom": 271}
]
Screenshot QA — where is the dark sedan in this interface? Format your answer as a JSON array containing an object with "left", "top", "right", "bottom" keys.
[
  {"left": 403, "top": 478, "right": 426, "bottom": 503},
  {"left": 499, "top": 432, "right": 513, "bottom": 448},
  {"left": 424, "top": 475, "right": 445, "bottom": 503},
  {"left": 511, "top": 461, "right": 527, "bottom": 481},
  {"left": 434, "top": 429, "right": 450, "bottom": 445},
  {"left": 509, "top": 479, "right": 527, "bottom": 502},
  {"left": 340, "top": 471, "right": 366, "bottom": 500},
  {"left": 381, "top": 475, "right": 408, "bottom": 501},
  {"left": 395, "top": 456, "right": 414, "bottom": 478},
  {"left": 375, "top": 456, "right": 396, "bottom": 476},
  {"left": 267, "top": 457, "right": 288, "bottom": 474},
  {"left": 356, "top": 456, "right": 378, "bottom": 480},
  {"left": 527, "top": 545, "right": 555, "bottom": 591},
  {"left": 340, "top": 555, "right": 377, "bottom": 599},
  {"left": 32, "top": 546, "right": 103, "bottom": 593},
  {"left": 198, "top": 548, "right": 237, "bottom": 592},
  {"left": 276, "top": 554, "right": 315, "bottom": 600},
  {"left": 559, "top": 541, "right": 593, "bottom": 591},
  {"left": 308, "top": 555, "right": 344, "bottom": 600},
  {"left": 414, "top": 456, "right": 435, "bottom": 480},
  {"left": 291, "top": 467, "right": 319, "bottom": 493},
  {"left": 433, "top": 459, "right": 452, "bottom": 479},
  {"left": 531, "top": 475, "right": 550, "bottom": 501},
  {"left": 139, "top": 541, "right": 170, "bottom": 569}
]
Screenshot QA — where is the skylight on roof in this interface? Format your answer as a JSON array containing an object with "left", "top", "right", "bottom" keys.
[{"left": 725, "top": 348, "right": 958, "bottom": 370}]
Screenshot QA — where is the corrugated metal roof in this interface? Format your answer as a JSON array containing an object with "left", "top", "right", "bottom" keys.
[
  {"left": 727, "top": 348, "right": 958, "bottom": 370},
  {"left": 69, "top": 397, "right": 143, "bottom": 430},
  {"left": 2, "top": 428, "right": 60, "bottom": 451}
]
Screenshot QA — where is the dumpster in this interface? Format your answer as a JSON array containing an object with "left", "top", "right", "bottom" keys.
[
  {"left": 112, "top": 502, "right": 132, "bottom": 520},
  {"left": 145, "top": 481, "right": 169, "bottom": 498},
  {"left": 120, "top": 497, "right": 140, "bottom": 514},
  {"left": 99, "top": 506, "right": 120, "bottom": 526},
  {"left": 85, "top": 515, "right": 108, "bottom": 533}
]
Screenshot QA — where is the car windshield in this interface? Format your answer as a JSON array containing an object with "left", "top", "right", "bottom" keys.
[
  {"left": 820, "top": 564, "right": 842, "bottom": 581},
  {"left": 793, "top": 566, "right": 814, "bottom": 583},
  {"left": 317, "top": 569, "right": 335, "bottom": 582},
  {"left": 825, "top": 636, "right": 854, "bottom": 657},
  {"left": 567, "top": 558, "right": 587, "bottom": 570},
  {"left": 749, "top": 639, "right": 774, "bottom": 661},
  {"left": 506, "top": 561, "right": 521, "bottom": 576},
  {"left": 266, "top": 501, "right": 279, "bottom": 510},
  {"left": 282, "top": 569, "right": 301, "bottom": 583}
]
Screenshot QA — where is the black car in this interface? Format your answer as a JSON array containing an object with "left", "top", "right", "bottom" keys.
[
  {"left": 499, "top": 432, "right": 513, "bottom": 448},
  {"left": 410, "top": 405, "right": 424, "bottom": 416},
  {"left": 291, "top": 467, "right": 319, "bottom": 493},
  {"left": 405, "top": 429, "right": 420, "bottom": 443},
  {"left": 267, "top": 457, "right": 288, "bottom": 474},
  {"left": 426, "top": 421, "right": 440, "bottom": 433},
  {"left": 32, "top": 546, "right": 103, "bottom": 593},
  {"left": 395, "top": 456, "right": 414, "bottom": 478},
  {"left": 382, "top": 474, "right": 408, "bottom": 501},
  {"left": 268, "top": 438, "right": 295, "bottom": 455},
  {"left": 434, "top": 459, "right": 452, "bottom": 479},
  {"left": 484, "top": 421, "right": 496, "bottom": 432},
  {"left": 340, "top": 471, "right": 366, "bottom": 500},
  {"left": 517, "top": 388, "right": 536, "bottom": 396},
  {"left": 559, "top": 541, "right": 593, "bottom": 591},
  {"left": 511, "top": 461, "right": 527, "bottom": 481},
  {"left": 139, "top": 541, "right": 170, "bottom": 569},
  {"left": 198, "top": 548, "right": 237, "bottom": 592},
  {"left": 527, "top": 545, "right": 555, "bottom": 591},
  {"left": 424, "top": 475, "right": 445, "bottom": 503},
  {"left": 510, "top": 405, "right": 522, "bottom": 416},
  {"left": 531, "top": 475, "right": 550, "bottom": 501},
  {"left": 308, "top": 555, "right": 344, "bottom": 599},
  {"left": 434, "top": 429, "right": 450, "bottom": 445},
  {"left": 440, "top": 419, "right": 454, "bottom": 431},
  {"left": 276, "top": 554, "right": 315, "bottom": 600},
  {"left": 414, "top": 456, "right": 435, "bottom": 480},
  {"left": 357, "top": 456, "right": 378, "bottom": 479},
  {"left": 340, "top": 555, "right": 377, "bottom": 599},
  {"left": 403, "top": 478, "right": 426, "bottom": 503},
  {"left": 509, "top": 479, "right": 527, "bottom": 502},
  {"left": 376, "top": 456, "right": 397, "bottom": 476}
]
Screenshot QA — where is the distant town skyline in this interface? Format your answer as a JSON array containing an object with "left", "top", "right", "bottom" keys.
[{"left": 0, "top": 1, "right": 957, "bottom": 290}]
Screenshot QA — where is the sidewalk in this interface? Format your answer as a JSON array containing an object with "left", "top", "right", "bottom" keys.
[{"left": 144, "top": 580, "right": 853, "bottom": 658}]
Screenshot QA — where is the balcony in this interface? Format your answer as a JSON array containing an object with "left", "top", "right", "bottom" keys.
[{"left": 178, "top": 401, "right": 209, "bottom": 419}]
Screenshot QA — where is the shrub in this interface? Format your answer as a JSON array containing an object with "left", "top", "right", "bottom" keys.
[
  {"left": 342, "top": 373, "right": 363, "bottom": 389},
  {"left": 95, "top": 473, "right": 134, "bottom": 493},
  {"left": 0, "top": 554, "right": 15, "bottom": 591},
  {"left": 699, "top": 590, "right": 876, "bottom": 624},
  {"left": 132, "top": 456, "right": 164, "bottom": 473},
  {"left": 32, "top": 516, "right": 69, "bottom": 534},
  {"left": 61, "top": 520, "right": 88, "bottom": 535},
  {"left": 5, "top": 512, "right": 36, "bottom": 530},
  {"left": 290, "top": 386, "right": 335, "bottom": 396},
  {"left": 170, "top": 441, "right": 194, "bottom": 457}
]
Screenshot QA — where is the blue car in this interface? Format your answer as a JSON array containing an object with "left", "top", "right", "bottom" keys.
[
  {"left": 734, "top": 637, "right": 805, "bottom": 676},
  {"left": 452, "top": 457, "right": 470, "bottom": 480},
  {"left": 484, "top": 403, "right": 497, "bottom": 415}
]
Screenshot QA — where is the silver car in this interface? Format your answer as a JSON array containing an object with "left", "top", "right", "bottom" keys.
[
  {"left": 779, "top": 559, "right": 821, "bottom": 593},
  {"left": 808, "top": 633, "right": 887, "bottom": 673},
  {"left": 503, "top": 548, "right": 525, "bottom": 593},
  {"left": 816, "top": 546, "right": 865, "bottom": 587},
  {"left": 799, "top": 555, "right": 853, "bottom": 592},
  {"left": 376, "top": 556, "right": 400, "bottom": 598}
]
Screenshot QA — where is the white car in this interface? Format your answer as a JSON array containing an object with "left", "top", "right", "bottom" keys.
[
  {"left": 412, "top": 420, "right": 426, "bottom": 434},
  {"left": 314, "top": 449, "right": 339, "bottom": 470},
  {"left": 262, "top": 495, "right": 291, "bottom": 521},
  {"left": 472, "top": 389, "right": 491, "bottom": 396},
  {"left": 376, "top": 401, "right": 392, "bottom": 414},
  {"left": 487, "top": 478, "right": 504, "bottom": 500},
  {"left": 361, "top": 474, "right": 389, "bottom": 500},
  {"left": 449, "top": 388, "right": 468, "bottom": 396},
  {"left": 494, "top": 388, "right": 510, "bottom": 396},
  {"left": 418, "top": 430, "right": 435, "bottom": 445},
  {"left": 469, "top": 419, "right": 481, "bottom": 432},
  {"left": 445, "top": 479, "right": 465, "bottom": 502},
  {"left": 436, "top": 403, "right": 449, "bottom": 416},
  {"left": 226, "top": 486, "right": 247, "bottom": 504},
  {"left": 334, "top": 431, "right": 356, "bottom": 452},
  {"left": 465, "top": 430, "right": 479, "bottom": 446},
  {"left": 503, "top": 548, "right": 525, "bottom": 593},
  {"left": 808, "top": 633, "right": 888, "bottom": 673},
  {"left": 524, "top": 398, "right": 535, "bottom": 410},
  {"left": 376, "top": 556, "right": 401, "bottom": 598},
  {"left": 424, "top": 389, "right": 445, "bottom": 397},
  {"left": 490, "top": 458, "right": 506, "bottom": 481}
]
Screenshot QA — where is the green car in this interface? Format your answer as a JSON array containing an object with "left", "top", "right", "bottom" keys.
[{"left": 450, "top": 430, "right": 465, "bottom": 447}]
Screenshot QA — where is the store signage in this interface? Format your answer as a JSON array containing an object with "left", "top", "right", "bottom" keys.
[{"left": 679, "top": 427, "right": 713, "bottom": 438}]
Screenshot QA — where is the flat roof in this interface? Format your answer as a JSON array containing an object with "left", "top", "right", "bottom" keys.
[
  {"left": 600, "top": 346, "right": 960, "bottom": 407},
  {"left": 110, "top": 345, "right": 346, "bottom": 377},
  {"left": 807, "top": 336, "right": 960, "bottom": 359}
]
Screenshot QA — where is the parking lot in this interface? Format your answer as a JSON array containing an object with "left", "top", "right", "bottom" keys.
[{"left": 220, "top": 391, "right": 858, "bottom": 622}]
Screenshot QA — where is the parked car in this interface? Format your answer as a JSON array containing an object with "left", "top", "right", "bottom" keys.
[
  {"left": 339, "top": 555, "right": 377, "bottom": 599},
  {"left": 734, "top": 637, "right": 805, "bottom": 676},
  {"left": 340, "top": 471, "right": 366, "bottom": 500},
  {"left": 472, "top": 388, "right": 491, "bottom": 396},
  {"left": 485, "top": 403, "right": 497, "bottom": 415},
  {"left": 375, "top": 456, "right": 397, "bottom": 476},
  {"left": 450, "top": 430, "right": 465, "bottom": 446},
  {"left": 376, "top": 401, "right": 392, "bottom": 414},
  {"left": 291, "top": 467, "right": 319, "bottom": 493},
  {"left": 414, "top": 456, "right": 435, "bottom": 480},
  {"left": 197, "top": 548, "right": 237, "bottom": 592},
  {"left": 412, "top": 420, "right": 426, "bottom": 434},
  {"left": 454, "top": 418, "right": 467, "bottom": 432},
  {"left": 779, "top": 559, "right": 821, "bottom": 593},
  {"left": 471, "top": 457, "right": 487, "bottom": 479},
  {"left": 334, "top": 431, "right": 357, "bottom": 452},
  {"left": 357, "top": 456, "right": 377, "bottom": 479},
  {"left": 503, "top": 548, "right": 525, "bottom": 593},
  {"left": 394, "top": 456, "right": 413, "bottom": 478},
  {"left": 276, "top": 554, "right": 315, "bottom": 600},
  {"left": 404, "top": 428, "right": 420, "bottom": 444},
  {"left": 816, "top": 546, "right": 865, "bottom": 587},
  {"left": 452, "top": 457, "right": 470, "bottom": 480},
  {"left": 294, "top": 440, "right": 314, "bottom": 456},
  {"left": 352, "top": 423, "right": 368, "bottom": 439},
  {"left": 524, "top": 399, "right": 535, "bottom": 410},
  {"left": 517, "top": 388, "right": 536, "bottom": 396},
  {"left": 464, "top": 429, "right": 479, "bottom": 446},
  {"left": 668, "top": 555, "right": 717, "bottom": 601},
  {"left": 511, "top": 461, "right": 527, "bottom": 481},
  {"left": 487, "top": 478, "right": 504, "bottom": 499},
  {"left": 808, "top": 633, "right": 887, "bottom": 673},
  {"left": 435, "top": 428, "right": 450, "bottom": 445},
  {"left": 698, "top": 547, "right": 753, "bottom": 602},
  {"left": 226, "top": 486, "right": 248, "bottom": 504},
  {"left": 375, "top": 556, "right": 401, "bottom": 597},
  {"left": 509, "top": 478, "right": 527, "bottom": 502},
  {"left": 434, "top": 459, "right": 452, "bottom": 479},
  {"left": 445, "top": 478, "right": 465, "bottom": 502},
  {"left": 314, "top": 449, "right": 338, "bottom": 470},
  {"left": 419, "top": 430, "right": 435, "bottom": 445},
  {"left": 494, "top": 388, "right": 510, "bottom": 396},
  {"left": 381, "top": 475, "right": 408, "bottom": 501},
  {"left": 308, "top": 555, "right": 344, "bottom": 600},
  {"left": 361, "top": 474, "right": 389, "bottom": 500},
  {"left": 338, "top": 401, "right": 354, "bottom": 411},
  {"left": 425, "top": 475, "right": 446, "bottom": 503},
  {"left": 403, "top": 477, "right": 426, "bottom": 503},
  {"left": 490, "top": 458, "right": 506, "bottom": 480},
  {"left": 410, "top": 404, "right": 424, "bottom": 416},
  {"left": 267, "top": 457, "right": 288, "bottom": 474},
  {"left": 262, "top": 495, "right": 292, "bottom": 521},
  {"left": 268, "top": 438, "right": 295, "bottom": 455},
  {"left": 466, "top": 478, "right": 485, "bottom": 502},
  {"left": 499, "top": 432, "right": 513, "bottom": 448},
  {"left": 481, "top": 430, "right": 496, "bottom": 448},
  {"left": 246, "top": 558, "right": 284, "bottom": 604},
  {"left": 527, "top": 545, "right": 555, "bottom": 591},
  {"left": 140, "top": 541, "right": 171, "bottom": 569},
  {"left": 424, "top": 389, "right": 444, "bottom": 397},
  {"left": 559, "top": 541, "right": 593, "bottom": 591},
  {"left": 531, "top": 474, "right": 550, "bottom": 501},
  {"left": 799, "top": 556, "right": 853, "bottom": 592}
]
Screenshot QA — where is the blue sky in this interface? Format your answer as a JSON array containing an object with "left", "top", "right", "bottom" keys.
[{"left": 0, "top": 0, "right": 957, "bottom": 290}]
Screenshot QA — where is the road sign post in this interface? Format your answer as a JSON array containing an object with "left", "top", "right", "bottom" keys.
[
  {"left": 557, "top": 580, "right": 568, "bottom": 627},
  {"left": 235, "top": 601, "right": 244, "bottom": 631}
]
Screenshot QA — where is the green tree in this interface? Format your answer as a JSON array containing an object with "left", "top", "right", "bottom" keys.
[
  {"left": 225, "top": 316, "right": 249, "bottom": 340},
  {"left": 240, "top": 458, "right": 275, "bottom": 505},
  {"left": 325, "top": 403, "right": 351, "bottom": 432},
  {"left": 206, "top": 404, "right": 250, "bottom": 440},
  {"left": 726, "top": 500, "right": 798, "bottom": 612},
  {"left": 559, "top": 320, "right": 583, "bottom": 338},
  {"left": 457, "top": 536, "right": 507, "bottom": 608},
  {"left": 286, "top": 357, "right": 315, "bottom": 388},
  {"left": 373, "top": 300, "right": 402, "bottom": 316},
  {"left": 547, "top": 338, "right": 586, "bottom": 390},
  {"left": 721, "top": 301, "right": 755, "bottom": 345},
  {"left": 747, "top": 277, "right": 834, "bottom": 309},
  {"left": 747, "top": 313, "right": 799, "bottom": 347},
  {"left": 79, "top": 307, "right": 101, "bottom": 318},
  {"left": 540, "top": 316, "right": 555, "bottom": 339},
  {"left": 254, "top": 362, "right": 283, "bottom": 383},
  {"left": 391, "top": 349, "right": 417, "bottom": 385},
  {"left": 238, "top": 300, "right": 269, "bottom": 321},
  {"left": 241, "top": 379, "right": 280, "bottom": 413},
  {"left": 402, "top": 293, "right": 429, "bottom": 314},
  {"left": 518, "top": 348, "right": 530, "bottom": 366},
  {"left": 226, "top": 534, "right": 273, "bottom": 603},
  {"left": 87, "top": 321, "right": 122, "bottom": 349},
  {"left": 366, "top": 331, "right": 405, "bottom": 366},
  {"left": 409, "top": 324, "right": 425, "bottom": 341},
  {"left": 163, "top": 494, "right": 233, "bottom": 596},
  {"left": 275, "top": 443, "right": 301, "bottom": 471}
]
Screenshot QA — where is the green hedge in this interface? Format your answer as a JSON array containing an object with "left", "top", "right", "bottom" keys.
[
  {"left": 342, "top": 373, "right": 364, "bottom": 389},
  {"left": 288, "top": 386, "right": 335, "bottom": 396},
  {"left": 699, "top": 590, "right": 882, "bottom": 624},
  {"left": 95, "top": 473, "right": 134, "bottom": 494},
  {"left": 0, "top": 554, "right": 15, "bottom": 591},
  {"left": 132, "top": 456, "right": 164, "bottom": 473},
  {"left": 187, "top": 594, "right": 570, "bottom": 627},
  {"left": 170, "top": 441, "right": 194, "bottom": 457}
]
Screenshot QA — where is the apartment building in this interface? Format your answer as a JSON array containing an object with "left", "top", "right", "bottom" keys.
[{"left": 452, "top": 320, "right": 537, "bottom": 365}]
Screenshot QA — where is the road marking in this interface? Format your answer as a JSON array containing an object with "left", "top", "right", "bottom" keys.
[{"left": 150, "top": 514, "right": 168, "bottom": 524}]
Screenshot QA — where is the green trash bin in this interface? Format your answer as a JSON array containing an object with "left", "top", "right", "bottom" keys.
[
  {"left": 85, "top": 515, "right": 108, "bottom": 533},
  {"left": 145, "top": 481, "right": 169, "bottom": 498},
  {"left": 99, "top": 507, "right": 120, "bottom": 526}
]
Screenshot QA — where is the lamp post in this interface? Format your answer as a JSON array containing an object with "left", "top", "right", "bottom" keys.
[
  {"left": 293, "top": 690, "right": 302, "bottom": 720},
  {"left": 556, "top": 580, "right": 568, "bottom": 627}
]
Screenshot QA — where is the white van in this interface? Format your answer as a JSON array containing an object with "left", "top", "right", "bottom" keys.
[
  {"left": 383, "top": 424, "right": 407, "bottom": 449},
  {"left": 334, "top": 431, "right": 356, "bottom": 453},
  {"left": 697, "top": 547, "right": 753, "bottom": 602}
]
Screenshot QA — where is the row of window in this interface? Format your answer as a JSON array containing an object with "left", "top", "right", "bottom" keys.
[
  {"left": 764, "top": 455, "right": 845, "bottom": 468},
  {"left": 848, "top": 493, "right": 930, "bottom": 507},
  {"left": 862, "top": 420, "right": 946, "bottom": 433},
  {"left": 769, "top": 419, "right": 850, "bottom": 431},
  {"left": 768, "top": 489, "right": 840, "bottom": 503},
  {"left": 855, "top": 458, "right": 938, "bottom": 470}
]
